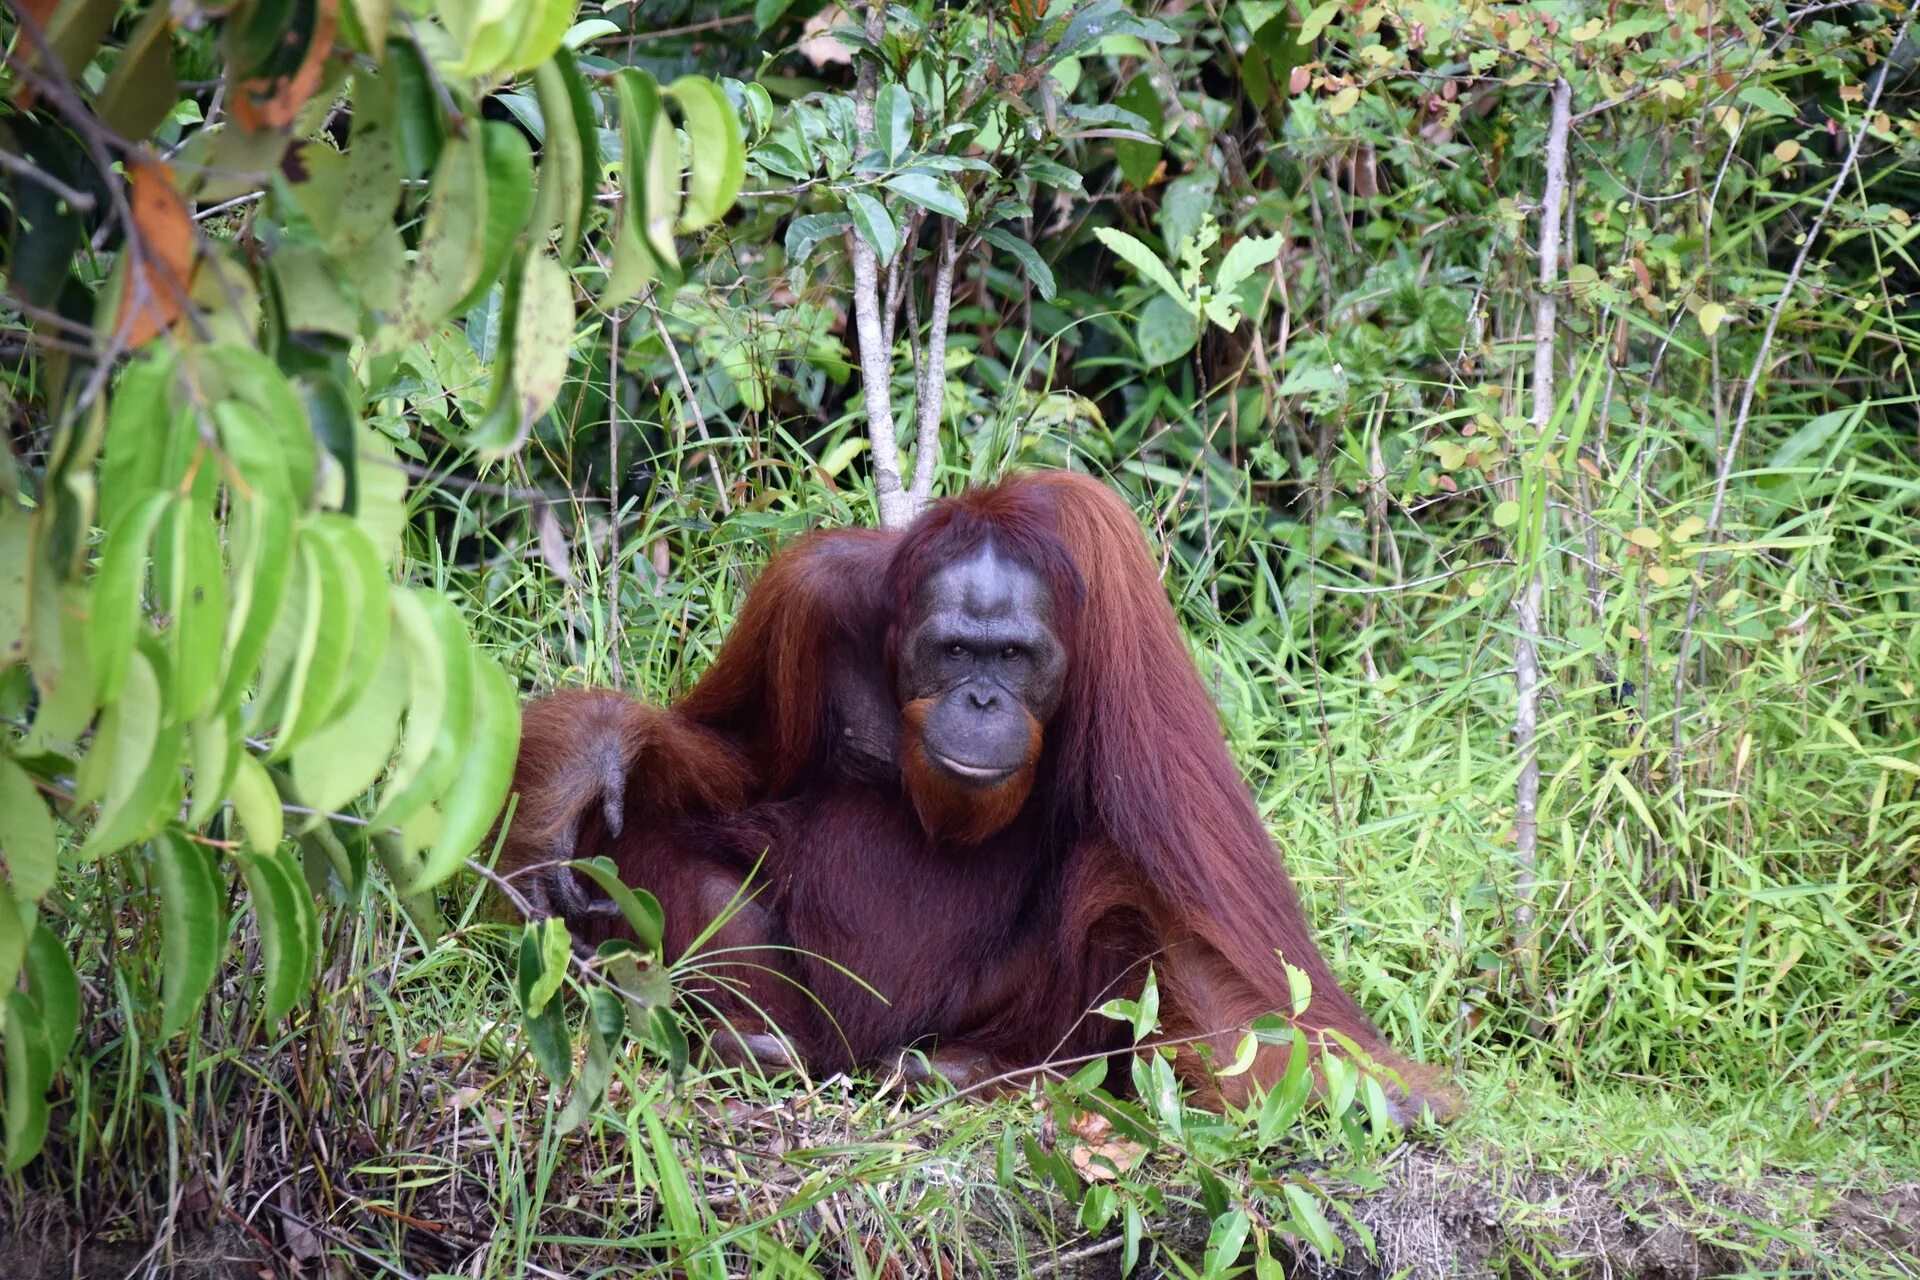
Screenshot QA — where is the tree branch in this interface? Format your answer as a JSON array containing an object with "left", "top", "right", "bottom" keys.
[
  {"left": 906, "top": 220, "right": 957, "bottom": 512},
  {"left": 849, "top": 2, "right": 910, "bottom": 529}
]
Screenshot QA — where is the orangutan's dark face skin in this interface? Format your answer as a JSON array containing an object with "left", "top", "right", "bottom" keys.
[{"left": 896, "top": 547, "right": 1067, "bottom": 787}]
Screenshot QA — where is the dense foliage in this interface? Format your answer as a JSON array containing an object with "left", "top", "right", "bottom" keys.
[{"left": 2, "top": 0, "right": 1917, "bottom": 1274}]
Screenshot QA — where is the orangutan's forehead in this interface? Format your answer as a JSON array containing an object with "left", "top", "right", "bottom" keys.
[{"left": 916, "top": 545, "right": 1053, "bottom": 623}]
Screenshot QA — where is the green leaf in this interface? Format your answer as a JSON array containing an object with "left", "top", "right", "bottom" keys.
[
  {"left": 3, "top": 993, "right": 52, "bottom": 1173},
  {"left": 186, "top": 709, "right": 242, "bottom": 828},
  {"left": 530, "top": 56, "right": 587, "bottom": 257},
  {"left": 0, "top": 504, "right": 28, "bottom": 678},
  {"left": 1767, "top": 406, "right": 1860, "bottom": 471},
  {"left": 1202, "top": 1209, "right": 1251, "bottom": 1280},
  {"left": 79, "top": 649, "right": 183, "bottom": 859},
  {"left": 160, "top": 497, "right": 228, "bottom": 725},
  {"left": 875, "top": 82, "right": 912, "bottom": 166},
  {"left": 1136, "top": 291, "right": 1198, "bottom": 366},
  {"left": 153, "top": 832, "right": 227, "bottom": 1038},
  {"left": 847, "top": 191, "right": 899, "bottom": 265},
  {"left": 603, "top": 68, "right": 683, "bottom": 306},
  {"left": 1738, "top": 84, "right": 1799, "bottom": 119},
  {"left": 753, "top": 0, "right": 799, "bottom": 32},
  {"left": 1245, "top": 10, "right": 1305, "bottom": 114},
  {"left": 390, "top": 133, "right": 490, "bottom": 345},
  {"left": 216, "top": 488, "right": 294, "bottom": 717},
  {"left": 88, "top": 490, "right": 170, "bottom": 704},
  {"left": 505, "top": 0, "right": 574, "bottom": 73},
  {"left": 97, "top": 351, "right": 177, "bottom": 530},
  {"left": 303, "top": 515, "right": 391, "bottom": 719},
  {"left": 454, "top": 121, "right": 538, "bottom": 316},
  {"left": 0, "top": 757, "right": 58, "bottom": 907},
  {"left": 23, "top": 925, "right": 80, "bottom": 1067},
  {"left": 670, "top": 75, "right": 746, "bottom": 230},
  {"left": 568, "top": 857, "right": 665, "bottom": 951},
  {"left": 785, "top": 213, "right": 851, "bottom": 266},
  {"left": 517, "top": 915, "right": 572, "bottom": 1016},
  {"left": 522, "top": 997, "right": 571, "bottom": 1081},
  {"left": 239, "top": 845, "right": 317, "bottom": 1023},
  {"left": 416, "top": 653, "right": 521, "bottom": 888},
  {"left": 509, "top": 251, "right": 576, "bottom": 442},
  {"left": 203, "top": 346, "right": 319, "bottom": 507},
  {"left": 1133, "top": 967, "right": 1161, "bottom": 1041},
  {"left": 369, "top": 591, "right": 475, "bottom": 844},
  {"left": 252, "top": 535, "right": 328, "bottom": 758},
  {"left": 1213, "top": 233, "right": 1283, "bottom": 300},
  {"left": 229, "top": 752, "right": 284, "bottom": 852},
  {"left": 1094, "top": 227, "right": 1189, "bottom": 310},
  {"left": 292, "top": 637, "right": 407, "bottom": 819},
  {"left": 883, "top": 172, "right": 966, "bottom": 220},
  {"left": 1492, "top": 499, "right": 1520, "bottom": 528},
  {"left": 94, "top": 3, "right": 178, "bottom": 142},
  {"left": 1113, "top": 75, "right": 1164, "bottom": 188}
]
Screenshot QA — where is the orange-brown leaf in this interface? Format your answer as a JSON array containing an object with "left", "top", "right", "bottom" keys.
[
  {"left": 115, "top": 157, "right": 195, "bottom": 348},
  {"left": 229, "top": 0, "right": 339, "bottom": 133}
]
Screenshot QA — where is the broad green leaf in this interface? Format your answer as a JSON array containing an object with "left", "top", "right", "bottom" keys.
[
  {"left": 203, "top": 346, "right": 317, "bottom": 507},
  {"left": 94, "top": 3, "right": 177, "bottom": 141},
  {"left": 1137, "top": 291, "right": 1198, "bottom": 365},
  {"left": 303, "top": 515, "right": 391, "bottom": 719},
  {"left": 369, "top": 591, "right": 475, "bottom": 840},
  {"left": 230, "top": 752, "right": 284, "bottom": 852},
  {"left": 293, "top": 637, "right": 408, "bottom": 818},
  {"left": 981, "top": 226, "right": 1055, "bottom": 301},
  {"left": 530, "top": 57, "right": 586, "bottom": 255},
  {"left": 0, "top": 502, "right": 26, "bottom": 674},
  {"left": 604, "top": 68, "right": 682, "bottom": 305},
  {"left": 353, "top": 425, "right": 409, "bottom": 568},
  {"left": 501, "top": 251, "right": 575, "bottom": 450},
  {"left": 22, "top": 583, "right": 96, "bottom": 757},
  {"left": 239, "top": 846, "right": 317, "bottom": 1023},
  {"left": 0, "top": 758, "right": 58, "bottom": 907},
  {"left": 3, "top": 993, "right": 52, "bottom": 1173},
  {"left": 1113, "top": 75, "right": 1164, "bottom": 188},
  {"left": 1281, "top": 1184, "right": 1339, "bottom": 1258},
  {"left": 88, "top": 491, "right": 170, "bottom": 704},
  {"left": 506, "top": 0, "right": 574, "bottom": 72},
  {"left": 1767, "top": 405, "right": 1861, "bottom": 471},
  {"left": 185, "top": 709, "right": 242, "bottom": 828},
  {"left": 391, "top": 133, "right": 490, "bottom": 345},
  {"left": 569, "top": 857, "right": 665, "bottom": 951},
  {"left": 97, "top": 350, "right": 176, "bottom": 532},
  {"left": 1203, "top": 1209, "right": 1251, "bottom": 1280},
  {"left": 252, "top": 536, "right": 325, "bottom": 756},
  {"left": 516, "top": 915, "right": 572, "bottom": 1016},
  {"left": 216, "top": 489, "right": 294, "bottom": 716},
  {"left": 883, "top": 171, "right": 966, "bottom": 220},
  {"left": 847, "top": 191, "right": 899, "bottom": 265},
  {"left": 1213, "top": 233, "right": 1282, "bottom": 299},
  {"left": 784, "top": 212, "right": 851, "bottom": 266},
  {"left": 153, "top": 832, "right": 227, "bottom": 1038},
  {"left": 875, "top": 82, "right": 912, "bottom": 166},
  {"left": 23, "top": 926, "right": 80, "bottom": 1066},
  {"left": 417, "top": 653, "right": 521, "bottom": 888},
  {"left": 344, "top": 0, "right": 393, "bottom": 56},
  {"left": 670, "top": 75, "right": 746, "bottom": 230},
  {"left": 79, "top": 649, "right": 183, "bottom": 859},
  {"left": 618, "top": 68, "right": 680, "bottom": 263},
  {"left": 453, "top": 121, "right": 537, "bottom": 315},
  {"left": 1094, "top": 227, "right": 1189, "bottom": 310},
  {"left": 160, "top": 496, "right": 228, "bottom": 725}
]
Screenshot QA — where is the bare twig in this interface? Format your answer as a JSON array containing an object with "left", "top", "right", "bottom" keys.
[
  {"left": 0, "top": 145, "right": 96, "bottom": 211},
  {"left": 1513, "top": 76, "right": 1572, "bottom": 1006},
  {"left": 644, "top": 296, "right": 733, "bottom": 517}
]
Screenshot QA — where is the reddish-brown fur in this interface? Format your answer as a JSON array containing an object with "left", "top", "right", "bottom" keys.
[{"left": 499, "top": 472, "right": 1459, "bottom": 1119}]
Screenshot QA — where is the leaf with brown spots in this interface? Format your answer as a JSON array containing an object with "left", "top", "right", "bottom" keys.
[
  {"left": 229, "top": 0, "right": 339, "bottom": 133},
  {"left": 115, "top": 158, "right": 195, "bottom": 348}
]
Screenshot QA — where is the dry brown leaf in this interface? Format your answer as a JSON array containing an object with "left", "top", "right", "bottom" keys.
[
  {"left": 116, "top": 157, "right": 195, "bottom": 348},
  {"left": 1069, "top": 1137, "right": 1147, "bottom": 1181},
  {"left": 230, "top": 0, "right": 339, "bottom": 132}
]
